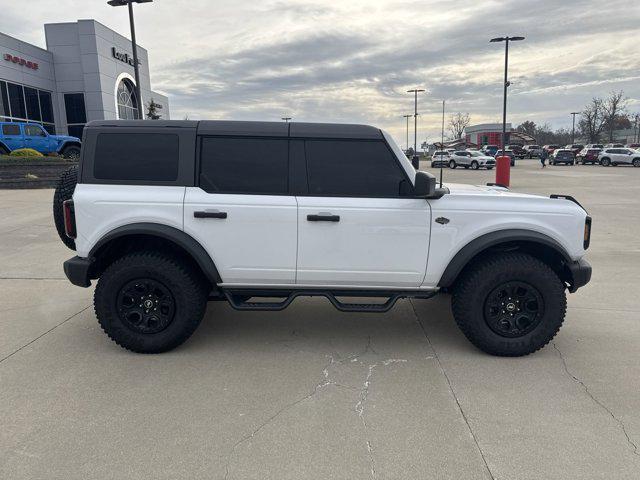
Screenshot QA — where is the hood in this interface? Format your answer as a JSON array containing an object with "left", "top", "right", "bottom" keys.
[
  {"left": 51, "top": 134, "right": 80, "bottom": 143},
  {"left": 445, "top": 183, "right": 542, "bottom": 199}
]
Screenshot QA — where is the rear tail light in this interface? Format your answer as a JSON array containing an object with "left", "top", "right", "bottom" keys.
[
  {"left": 63, "top": 199, "right": 76, "bottom": 239},
  {"left": 584, "top": 216, "right": 592, "bottom": 250}
]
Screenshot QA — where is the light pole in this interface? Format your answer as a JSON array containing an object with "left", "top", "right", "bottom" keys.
[
  {"left": 402, "top": 114, "right": 412, "bottom": 152},
  {"left": 407, "top": 88, "right": 425, "bottom": 166},
  {"left": 490, "top": 36, "right": 524, "bottom": 156},
  {"left": 281, "top": 117, "right": 292, "bottom": 123},
  {"left": 570, "top": 112, "right": 580, "bottom": 144},
  {"left": 108, "top": 0, "right": 152, "bottom": 120}
]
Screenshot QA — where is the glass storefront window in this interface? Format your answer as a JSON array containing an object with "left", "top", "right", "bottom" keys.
[
  {"left": 24, "top": 87, "right": 41, "bottom": 122},
  {"left": 116, "top": 78, "right": 139, "bottom": 120},
  {"left": 64, "top": 93, "right": 87, "bottom": 124},
  {"left": 7, "top": 83, "right": 25, "bottom": 119},
  {"left": 0, "top": 81, "right": 55, "bottom": 134}
]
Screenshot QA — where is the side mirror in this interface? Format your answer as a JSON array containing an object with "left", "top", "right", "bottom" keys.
[
  {"left": 414, "top": 171, "right": 436, "bottom": 198},
  {"left": 411, "top": 155, "right": 420, "bottom": 169}
]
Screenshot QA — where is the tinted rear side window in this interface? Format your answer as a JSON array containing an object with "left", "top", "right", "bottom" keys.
[
  {"left": 200, "top": 137, "right": 288, "bottom": 194},
  {"left": 305, "top": 140, "right": 408, "bottom": 197},
  {"left": 94, "top": 133, "right": 179, "bottom": 181},
  {"left": 2, "top": 124, "right": 20, "bottom": 136}
]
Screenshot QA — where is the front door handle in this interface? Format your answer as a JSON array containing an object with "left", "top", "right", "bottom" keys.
[
  {"left": 194, "top": 210, "right": 227, "bottom": 219},
  {"left": 307, "top": 213, "right": 340, "bottom": 222}
]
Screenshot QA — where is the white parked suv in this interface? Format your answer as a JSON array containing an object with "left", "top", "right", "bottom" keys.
[
  {"left": 598, "top": 147, "right": 640, "bottom": 167},
  {"left": 54, "top": 120, "right": 592, "bottom": 357},
  {"left": 448, "top": 150, "right": 495, "bottom": 170}
]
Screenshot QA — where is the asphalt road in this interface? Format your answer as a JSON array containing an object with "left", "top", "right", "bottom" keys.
[{"left": 1, "top": 161, "right": 639, "bottom": 479}]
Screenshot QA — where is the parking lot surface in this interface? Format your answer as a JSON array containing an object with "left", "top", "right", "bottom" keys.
[{"left": 1, "top": 161, "right": 639, "bottom": 479}]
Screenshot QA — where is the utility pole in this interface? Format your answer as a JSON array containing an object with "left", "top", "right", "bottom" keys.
[
  {"left": 107, "top": 0, "right": 153, "bottom": 119},
  {"left": 440, "top": 100, "right": 445, "bottom": 187},
  {"left": 281, "top": 117, "right": 291, "bottom": 123},
  {"left": 402, "top": 114, "right": 412, "bottom": 152},
  {"left": 407, "top": 88, "right": 425, "bottom": 166},
  {"left": 490, "top": 36, "right": 525, "bottom": 155},
  {"left": 571, "top": 112, "right": 580, "bottom": 144}
]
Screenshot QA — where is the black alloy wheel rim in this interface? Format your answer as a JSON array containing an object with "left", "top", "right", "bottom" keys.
[
  {"left": 116, "top": 278, "right": 176, "bottom": 334},
  {"left": 483, "top": 281, "right": 544, "bottom": 338}
]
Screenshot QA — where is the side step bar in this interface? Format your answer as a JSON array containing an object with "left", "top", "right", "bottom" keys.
[{"left": 221, "top": 288, "right": 437, "bottom": 313}]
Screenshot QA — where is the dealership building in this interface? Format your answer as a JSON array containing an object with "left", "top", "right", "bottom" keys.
[{"left": 0, "top": 19, "right": 169, "bottom": 138}]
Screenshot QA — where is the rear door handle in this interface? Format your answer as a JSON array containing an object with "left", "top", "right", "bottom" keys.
[
  {"left": 307, "top": 213, "right": 340, "bottom": 222},
  {"left": 194, "top": 210, "right": 227, "bottom": 219}
]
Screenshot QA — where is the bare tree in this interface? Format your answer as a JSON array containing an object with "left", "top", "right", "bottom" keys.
[
  {"left": 579, "top": 98, "right": 607, "bottom": 143},
  {"left": 448, "top": 112, "right": 470, "bottom": 139},
  {"left": 516, "top": 120, "right": 537, "bottom": 137},
  {"left": 602, "top": 91, "right": 627, "bottom": 142}
]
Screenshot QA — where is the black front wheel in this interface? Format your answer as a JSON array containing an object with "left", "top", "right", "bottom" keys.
[
  {"left": 61, "top": 145, "right": 81, "bottom": 160},
  {"left": 94, "top": 252, "right": 209, "bottom": 353},
  {"left": 452, "top": 253, "right": 566, "bottom": 356}
]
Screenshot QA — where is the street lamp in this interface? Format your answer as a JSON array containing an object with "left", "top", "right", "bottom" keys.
[
  {"left": 402, "top": 114, "right": 412, "bottom": 152},
  {"left": 107, "top": 0, "right": 153, "bottom": 120},
  {"left": 570, "top": 112, "right": 580, "bottom": 144},
  {"left": 490, "top": 36, "right": 525, "bottom": 155},
  {"left": 281, "top": 117, "right": 292, "bottom": 123},
  {"left": 407, "top": 88, "right": 426, "bottom": 168}
]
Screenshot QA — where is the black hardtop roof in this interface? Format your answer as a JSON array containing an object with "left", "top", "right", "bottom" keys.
[{"left": 86, "top": 120, "right": 383, "bottom": 139}]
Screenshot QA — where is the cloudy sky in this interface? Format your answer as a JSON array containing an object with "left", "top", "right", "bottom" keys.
[{"left": 3, "top": 0, "right": 639, "bottom": 145}]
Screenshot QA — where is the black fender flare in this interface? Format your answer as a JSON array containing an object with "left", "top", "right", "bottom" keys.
[
  {"left": 437, "top": 229, "right": 572, "bottom": 288},
  {"left": 89, "top": 223, "right": 222, "bottom": 284},
  {"left": 57, "top": 140, "right": 81, "bottom": 153},
  {"left": 0, "top": 141, "right": 10, "bottom": 153}
]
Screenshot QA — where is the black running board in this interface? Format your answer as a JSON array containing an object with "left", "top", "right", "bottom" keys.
[{"left": 222, "top": 288, "right": 436, "bottom": 313}]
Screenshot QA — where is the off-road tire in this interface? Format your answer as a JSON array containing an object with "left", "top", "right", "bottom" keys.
[
  {"left": 61, "top": 145, "right": 81, "bottom": 160},
  {"left": 53, "top": 165, "right": 78, "bottom": 250},
  {"left": 452, "top": 252, "right": 566, "bottom": 357},
  {"left": 94, "top": 252, "right": 209, "bottom": 353}
]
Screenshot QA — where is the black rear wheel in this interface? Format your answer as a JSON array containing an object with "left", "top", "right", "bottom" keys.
[
  {"left": 94, "top": 252, "right": 209, "bottom": 353},
  {"left": 61, "top": 145, "right": 81, "bottom": 160},
  {"left": 452, "top": 253, "right": 566, "bottom": 356}
]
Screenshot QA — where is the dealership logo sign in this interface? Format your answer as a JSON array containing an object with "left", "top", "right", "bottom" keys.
[
  {"left": 111, "top": 47, "right": 140, "bottom": 67},
  {"left": 3, "top": 53, "right": 38, "bottom": 70}
]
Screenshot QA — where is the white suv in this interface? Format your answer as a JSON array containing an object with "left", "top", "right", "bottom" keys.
[
  {"left": 54, "top": 120, "right": 592, "bottom": 357},
  {"left": 449, "top": 150, "right": 495, "bottom": 169},
  {"left": 598, "top": 148, "right": 640, "bottom": 167}
]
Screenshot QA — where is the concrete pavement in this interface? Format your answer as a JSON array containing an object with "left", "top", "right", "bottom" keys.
[{"left": 1, "top": 161, "right": 639, "bottom": 479}]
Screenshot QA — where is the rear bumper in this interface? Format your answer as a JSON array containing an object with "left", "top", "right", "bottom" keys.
[
  {"left": 567, "top": 258, "right": 592, "bottom": 293},
  {"left": 63, "top": 256, "right": 92, "bottom": 287}
]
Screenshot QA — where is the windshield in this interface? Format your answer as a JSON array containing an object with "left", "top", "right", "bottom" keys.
[{"left": 468, "top": 151, "right": 483, "bottom": 157}]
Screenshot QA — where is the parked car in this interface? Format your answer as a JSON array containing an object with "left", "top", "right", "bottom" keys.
[
  {"left": 56, "top": 119, "right": 592, "bottom": 357},
  {"left": 550, "top": 149, "right": 575, "bottom": 165},
  {"left": 480, "top": 144, "right": 499, "bottom": 156},
  {"left": 604, "top": 143, "right": 625, "bottom": 148},
  {"left": 584, "top": 144, "right": 604, "bottom": 150},
  {"left": 431, "top": 150, "right": 451, "bottom": 168},
  {"left": 625, "top": 143, "right": 640, "bottom": 149},
  {"left": 506, "top": 144, "right": 526, "bottom": 158},
  {"left": 0, "top": 122, "right": 81, "bottom": 159},
  {"left": 598, "top": 148, "right": 640, "bottom": 167},
  {"left": 576, "top": 148, "right": 601, "bottom": 165},
  {"left": 467, "top": 150, "right": 496, "bottom": 169},
  {"left": 543, "top": 145, "right": 560, "bottom": 155},
  {"left": 448, "top": 150, "right": 495, "bottom": 170},
  {"left": 523, "top": 145, "right": 542, "bottom": 158},
  {"left": 565, "top": 144, "right": 584, "bottom": 156},
  {"left": 493, "top": 149, "right": 516, "bottom": 166}
]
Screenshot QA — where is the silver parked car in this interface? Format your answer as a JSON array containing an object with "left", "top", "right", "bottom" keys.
[{"left": 598, "top": 148, "right": 640, "bottom": 167}]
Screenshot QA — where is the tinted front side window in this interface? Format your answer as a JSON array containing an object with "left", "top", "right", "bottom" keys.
[
  {"left": 24, "top": 125, "right": 46, "bottom": 137},
  {"left": 305, "top": 140, "right": 408, "bottom": 197},
  {"left": 200, "top": 137, "right": 288, "bottom": 194},
  {"left": 94, "top": 133, "right": 179, "bottom": 181}
]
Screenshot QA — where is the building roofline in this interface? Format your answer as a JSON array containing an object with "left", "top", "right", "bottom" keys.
[{"left": 0, "top": 31, "right": 51, "bottom": 55}]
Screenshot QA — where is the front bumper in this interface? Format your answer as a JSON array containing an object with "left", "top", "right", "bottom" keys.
[
  {"left": 63, "top": 256, "right": 93, "bottom": 287},
  {"left": 567, "top": 258, "right": 592, "bottom": 293}
]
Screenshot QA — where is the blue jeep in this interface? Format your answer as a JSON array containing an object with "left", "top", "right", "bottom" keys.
[{"left": 0, "top": 122, "right": 81, "bottom": 159}]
